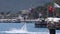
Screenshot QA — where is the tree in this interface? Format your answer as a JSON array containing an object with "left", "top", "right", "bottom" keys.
[
  {"left": 1, "top": 12, "right": 4, "bottom": 15},
  {"left": 54, "top": 0, "right": 60, "bottom": 5},
  {"left": 35, "top": 6, "right": 45, "bottom": 12},
  {"left": 17, "top": 11, "right": 22, "bottom": 14},
  {"left": 54, "top": 0, "right": 60, "bottom": 15},
  {"left": 6, "top": 12, "right": 11, "bottom": 15},
  {"left": 0, "top": 12, "right": 5, "bottom": 18}
]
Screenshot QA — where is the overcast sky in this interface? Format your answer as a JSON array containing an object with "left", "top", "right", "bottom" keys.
[{"left": 0, "top": 0, "right": 52, "bottom": 13}]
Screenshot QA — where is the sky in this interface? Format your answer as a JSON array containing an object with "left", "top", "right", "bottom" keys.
[{"left": 0, "top": 0, "right": 52, "bottom": 13}]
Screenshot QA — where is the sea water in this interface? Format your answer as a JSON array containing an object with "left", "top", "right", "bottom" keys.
[{"left": 0, "top": 23, "right": 60, "bottom": 34}]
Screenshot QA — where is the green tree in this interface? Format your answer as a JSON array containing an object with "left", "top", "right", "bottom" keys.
[
  {"left": 1, "top": 12, "right": 4, "bottom": 15},
  {"left": 54, "top": 0, "right": 60, "bottom": 5},
  {"left": 6, "top": 12, "right": 11, "bottom": 15},
  {"left": 0, "top": 12, "right": 5, "bottom": 18},
  {"left": 54, "top": 0, "right": 60, "bottom": 15}
]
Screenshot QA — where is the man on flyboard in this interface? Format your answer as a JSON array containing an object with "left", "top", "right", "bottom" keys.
[{"left": 46, "top": 4, "right": 60, "bottom": 34}]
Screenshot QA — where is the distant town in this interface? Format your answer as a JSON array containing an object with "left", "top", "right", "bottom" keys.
[{"left": 0, "top": 1, "right": 60, "bottom": 23}]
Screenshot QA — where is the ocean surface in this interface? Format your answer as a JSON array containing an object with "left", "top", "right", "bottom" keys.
[{"left": 0, "top": 23, "right": 60, "bottom": 34}]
